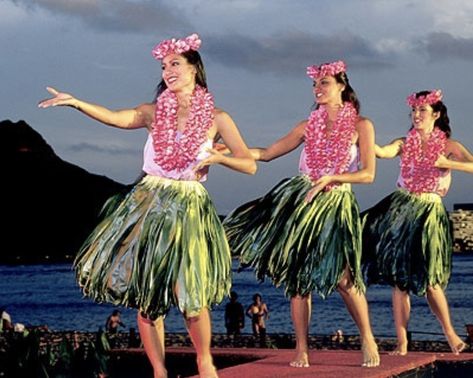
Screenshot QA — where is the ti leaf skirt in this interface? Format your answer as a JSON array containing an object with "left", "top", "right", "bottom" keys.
[
  {"left": 223, "top": 175, "right": 365, "bottom": 298},
  {"left": 75, "top": 175, "right": 231, "bottom": 319},
  {"left": 362, "top": 189, "right": 452, "bottom": 295}
]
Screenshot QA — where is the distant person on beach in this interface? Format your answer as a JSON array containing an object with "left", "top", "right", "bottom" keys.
[
  {"left": 38, "top": 33, "right": 256, "bottom": 378},
  {"left": 0, "top": 307, "right": 13, "bottom": 332},
  {"left": 246, "top": 293, "right": 269, "bottom": 337},
  {"left": 224, "top": 291, "right": 245, "bottom": 336},
  {"left": 105, "top": 310, "right": 125, "bottom": 334},
  {"left": 362, "top": 89, "right": 473, "bottom": 356},
  {"left": 223, "top": 61, "right": 380, "bottom": 368}
]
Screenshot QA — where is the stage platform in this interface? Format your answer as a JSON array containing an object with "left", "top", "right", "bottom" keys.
[{"left": 110, "top": 347, "right": 473, "bottom": 377}]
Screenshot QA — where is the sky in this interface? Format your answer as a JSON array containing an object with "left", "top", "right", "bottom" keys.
[{"left": 1, "top": 0, "right": 473, "bottom": 213}]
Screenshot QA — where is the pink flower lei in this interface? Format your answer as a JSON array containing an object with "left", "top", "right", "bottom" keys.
[
  {"left": 152, "top": 85, "right": 214, "bottom": 172},
  {"left": 306, "top": 60, "right": 346, "bottom": 80},
  {"left": 400, "top": 127, "right": 447, "bottom": 194},
  {"left": 406, "top": 89, "right": 443, "bottom": 107},
  {"left": 152, "top": 33, "right": 201, "bottom": 60},
  {"left": 304, "top": 102, "right": 358, "bottom": 190}
]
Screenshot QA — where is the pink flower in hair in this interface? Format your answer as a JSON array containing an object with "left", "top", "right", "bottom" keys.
[
  {"left": 406, "top": 89, "right": 443, "bottom": 107},
  {"left": 307, "top": 60, "right": 346, "bottom": 80},
  {"left": 152, "top": 33, "right": 202, "bottom": 60}
]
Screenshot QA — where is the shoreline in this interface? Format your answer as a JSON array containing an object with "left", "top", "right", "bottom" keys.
[{"left": 1, "top": 329, "right": 470, "bottom": 354}]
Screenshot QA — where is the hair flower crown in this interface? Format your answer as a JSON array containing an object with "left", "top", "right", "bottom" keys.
[
  {"left": 152, "top": 33, "right": 201, "bottom": 60},
  {"left": 406, "top": 89, "right": 443, "bottom": 107},
  {"left": 307, "top": 60, "right": 346, "bottom": 80}
]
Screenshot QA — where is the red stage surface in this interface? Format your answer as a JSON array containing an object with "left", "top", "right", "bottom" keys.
[{"left": 112, "top": 347, "right": 473, "bottom": 378}]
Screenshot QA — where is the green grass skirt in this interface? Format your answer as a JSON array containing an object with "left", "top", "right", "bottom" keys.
[
  {"left": 361, "top": 189, "right": 452, "bottom": 295},
  {"left": 223, "top": 175, "right": 365, "bottom": 298},
  {"left": 75, "top": 176, "right": 231, "bottom": 318}
]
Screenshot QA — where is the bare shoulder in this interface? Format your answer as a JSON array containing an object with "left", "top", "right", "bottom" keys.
[
  {"left": 355, "top": 116, "right": 375, "bottom": 142},
  {"left": 446, "top": 138, "right": 462, "bottom": 150},
  {"left": 293, "top": 119, "right": 307, "bottom": 136},
  {"left": 214, "top": 107, "right": 233, "bottom": 123},
  {"left": 136, "top": 102, "right": 155, "bottom": 114},
  {"left": 445, "top": 138, "right": 468, "bottom": 156},
  {"left": 355, "top": 116, "right": 374, "bottom": 130}
]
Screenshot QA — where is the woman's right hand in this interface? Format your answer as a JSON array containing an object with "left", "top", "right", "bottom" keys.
[
  {"left": 304, "top": 175, "right": 333, "bottom": 203},
  {"left": 38, "top": 87, "right": 77, "bottom": 108},
  {"left": 434, "top": 154, "right": 451, "bottom": 169}
]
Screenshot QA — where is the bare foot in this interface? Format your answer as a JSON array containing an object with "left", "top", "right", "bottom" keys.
[
  {"left": 446, "top": 333, "right": 467, "bottom": 355},
  {"left": 388, "top": 343, "right": 408, "bottom": 356},
  {"left": 361, "top": 339, "right": 380, "bottom": 367},
  {"left": 197, "top": 357, "right": 218, "bottom": 378},
  {"left": 289, "top": 350, "right": 309, "bottom": 368}
]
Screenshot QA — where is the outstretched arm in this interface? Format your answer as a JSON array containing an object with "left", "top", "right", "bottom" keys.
[
  {"left": 251, "top": 121, "right": 305, "bottom": 162},
  {"left": 38, "top": 87, "right": 154, "bottom": 130},
  {"left": 375, "top": 137, "right": 404, "bottom": 159},
  {"left": 435, "top": 139, "right": 473, "bottom": 173}
]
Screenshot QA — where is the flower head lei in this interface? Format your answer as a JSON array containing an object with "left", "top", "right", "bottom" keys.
[
  {"left": 306, "top": 60, "right": 346, "bottom": 80},
  {"left": 152, "top": 33, "right": 202, "bottom": 60},
  {"left": 406, "top": 89, "right": 443, "bottom": 107}
]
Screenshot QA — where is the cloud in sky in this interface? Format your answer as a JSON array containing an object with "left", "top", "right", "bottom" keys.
[
  {"left": 10, "top": 0, "right": 191, "bottom": 33},
  {"left": 68, "top": 142, "right": 139, "bottom": 155},
  {"left": 428, "top": 0, "right": 473, "bottom": 36},
  {"left": 423, "top": 32, "right": 473, "bottom": 61},
  {"left": 7, "top": 0, "right": 472, "bottom": 71},
  {"left": 3, "top": 0, "right": 473, "bottom": 212},
  {"left": 205, "top": 32, "right": 394, "bottom": 75}
]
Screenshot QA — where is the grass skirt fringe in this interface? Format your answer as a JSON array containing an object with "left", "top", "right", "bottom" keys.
[
  {"left": 75, "top": 175, "right": 231, "bottom": 319},
  {"left": 223, "top": 175, "right": 365, "bottom": 298},
  {"left": 362, "top": 189, "right": 452, "bottom": 296}
]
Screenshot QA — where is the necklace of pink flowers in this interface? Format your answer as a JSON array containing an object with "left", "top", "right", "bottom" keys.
[
  {"left": 304, "top": 102, "right": 358, "bottom": 188},
  {"left": 400, "top": 127, "right": 447, "bottom": 193},
  {"left": 152, "top": 85, "right": 214, "bottom": 172}
]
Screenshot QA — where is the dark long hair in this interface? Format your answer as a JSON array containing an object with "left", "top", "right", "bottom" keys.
[
  {"left": 410, "top": 91, "right": 451, "bottom": 138},
  {"left": 313, "top": 70, "right": 361, "bottom": 114},
  {"left": 336, "top": 71, "right": 360, "bottom": 114},
  {"left": 154, "top": 50, "right": 208, "bottom": 101}
]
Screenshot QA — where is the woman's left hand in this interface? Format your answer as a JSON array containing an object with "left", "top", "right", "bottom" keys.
[
  {"left": 304, "top": 176, "right": 332, "bottom": 203},
  {"left": 194, "top": 148, "right": 225, "bottom": 171}
]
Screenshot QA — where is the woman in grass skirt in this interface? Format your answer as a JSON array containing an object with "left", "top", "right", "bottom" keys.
[
  {"left": 362, "top": 89, "right": 473, "bottom": 356},
  {"left": 223, "top": 61, "right": 380, "bottom": 368},
  {"left": 39, "top": 33, "right": 256, "bottom": 378}
]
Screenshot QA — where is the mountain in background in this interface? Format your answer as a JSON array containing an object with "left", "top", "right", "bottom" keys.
[{"left": 0, "top": 119, "right": 129, "bottom": 263}]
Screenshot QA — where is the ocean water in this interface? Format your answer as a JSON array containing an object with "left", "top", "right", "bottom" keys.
[{"left": 1, "top": 254, "right": 472, "bottom": 341}]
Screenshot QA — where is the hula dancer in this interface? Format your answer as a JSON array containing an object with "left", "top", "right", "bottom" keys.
[
  {"left": 223, "top": 61, "right": 380, "bottom": 368},
  {"left": 362, "top": 89, "right": 472, "bottom": 356},
  {"left": 39, "top": 33, "right": 256, "bottom": 378}
]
